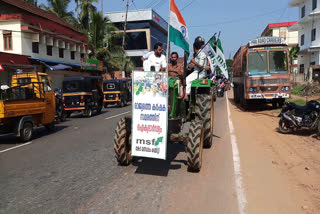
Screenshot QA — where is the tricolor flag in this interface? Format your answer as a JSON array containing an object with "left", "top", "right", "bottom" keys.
[{"left": 169, "top": 0, "right": 189, "bottom": 55}]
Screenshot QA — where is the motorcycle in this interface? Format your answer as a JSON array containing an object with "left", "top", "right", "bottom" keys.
[
  {"left": 278, "top": 100, "right": 320, "bottom": 134},
  {"left": 217, "top": 81, "right": 225, "bottom": 97},
  {"left": 54, "top": 88, "right": 66, "bottom": 122}
]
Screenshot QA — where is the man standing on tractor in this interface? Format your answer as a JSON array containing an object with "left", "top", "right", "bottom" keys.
[
  {"left": 168, "top": 52, "right": 183, "bottom": 78},
  {"left": 185, "top": 36, "right": 208, "bottom": 100},
  {"left": 143, "top": 42, "right": 167, "bottom": 72}
]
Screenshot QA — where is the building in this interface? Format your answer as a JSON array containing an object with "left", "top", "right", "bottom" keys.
[
  {"left": 105, "top": 9, "right": 168, "bottom": 68},
  {"left": 261, "top": 21, "right": 299, "bottom": 73},
  {"left": 0, "top": 0, "right": 93, "bottom": 88},
  {"left": 289, "top": 0, "right": 320, "bottom": 76}
]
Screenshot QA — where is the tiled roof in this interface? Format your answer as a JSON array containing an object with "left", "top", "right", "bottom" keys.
[
  {"left": 0, "top": 51, "right": 31, "bottom": 65},
  {"left": 1, "top": 0, "right": 81, "bottom": 33}
]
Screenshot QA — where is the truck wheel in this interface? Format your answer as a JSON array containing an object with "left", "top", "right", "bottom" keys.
[
  {"left": 20, "top": 122, "right": 33, "bottom": 142},
  {"left": 84, "top": 107, "right": 92, "bottom": 118},
  {"left": 195, "top": 94, "right": 213, "bottom": 148},
  {"left": 186, "top": 121, "right": 204, "bottom": 172},
  {"left": 114, "top": 118, "right": 132, "bottom": 166}
]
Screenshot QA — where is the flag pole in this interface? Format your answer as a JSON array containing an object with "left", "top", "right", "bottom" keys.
[{"left": 166, "top": 0, "right": 171, "bottom": 70}]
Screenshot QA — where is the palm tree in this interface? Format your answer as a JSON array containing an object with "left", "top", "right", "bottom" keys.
[
  {"left": 78, "top": 0, "right": 98, "bottom": 31},
  {"left": 40, "top": 0, "right": 78, "bottom": 26}
]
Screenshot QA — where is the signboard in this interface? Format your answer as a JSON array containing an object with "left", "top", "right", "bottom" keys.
[
  {"left": 249, "top": 37, "right": 286, "bottom": 47},
  {"left": 81, "top": 58, "right": 103, "bottom": 71},
  {"left": 131, "top": 70, "right": 168, "bottom": 160},
  {"left": 0, "top": 63, "right": 4, "bottom": 71}
]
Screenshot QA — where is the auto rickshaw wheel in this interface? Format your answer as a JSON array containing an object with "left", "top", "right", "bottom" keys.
[
  {"left": 118, "top": 99, "right": 125, "bottom": 108},
  {"left": 20, "top": 122, "right": 33, "bottom": 142},
  {"left": 66, "top": 112, "right": 72, "bottom": 118},
  {"left": 84, "top": 107, "right": 92, "bottom": 118}
]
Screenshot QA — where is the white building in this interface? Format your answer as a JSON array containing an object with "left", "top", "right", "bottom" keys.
[
  {"left": 0, "top": 0, "right": 91, "bottom": 88},
  {"left": 289, "top": 0, "right": 320, "bottom": 76},
  {"left": 261, "top": 21, "right": 299, "bottom": 73}
]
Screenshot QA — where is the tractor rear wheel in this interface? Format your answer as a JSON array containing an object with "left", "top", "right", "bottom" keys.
[
  {"left": 195, "top": 94, "right": 213, "bottom": 148},
  {"left": 186, "top": 121, "right": 204, "bottom": 172},
  {"left": 114, "top": 118, "right": 132, "bottom": 166}
]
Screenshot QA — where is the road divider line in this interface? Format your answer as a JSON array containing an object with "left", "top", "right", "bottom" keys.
[
  {"left": 226, "top": 92, "right": 248, "bottom": 214},
  {"left": 0, "top": 141, "right": 33, "bottom": 154},
  {"left": 105, "top": 111, "right": 131, "bottom": 120}
]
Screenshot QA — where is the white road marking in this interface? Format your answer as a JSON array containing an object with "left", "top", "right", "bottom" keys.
[
  {"left": 0, "top": 141, "right": 33, "bottom": 154},
  {"left": 225, "top": 92, "right": 248, "bottom": 214},
  {"left": 105, "top": 111, "right": 131, "bottom": 120}
]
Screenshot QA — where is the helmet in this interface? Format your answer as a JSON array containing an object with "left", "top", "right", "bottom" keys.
[{"left": 194, "top": 36, "right": 205, "bottom": 49}]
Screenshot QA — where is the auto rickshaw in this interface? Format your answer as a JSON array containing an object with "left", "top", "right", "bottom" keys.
[
  {"left": 62, "top": 76, "right": 103, "bottom": 118},
  {"left": 0, "top": 71, "right": 56, "bottom": 142},
  {"left": 103, "top": 79, "right": 131, "bottom": 108}
]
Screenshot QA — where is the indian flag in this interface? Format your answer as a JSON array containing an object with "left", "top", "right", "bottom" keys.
[{"left": 169, "top": 0, "right": 189, "bottom": 55}]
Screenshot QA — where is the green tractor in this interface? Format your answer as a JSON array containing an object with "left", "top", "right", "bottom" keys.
[{"left": 114, "top": 74, "right": 216, "bottom": 172}]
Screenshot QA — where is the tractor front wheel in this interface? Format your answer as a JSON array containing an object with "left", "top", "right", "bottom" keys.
[
  {"left": 186, "top": 121, "right": 204, "bottom": 172},
  {"left": 195, "top": 94, "right": 213, "bottom": 148},
  {"left": 114, "top": 118, "right": 132, "bottom": 166}
]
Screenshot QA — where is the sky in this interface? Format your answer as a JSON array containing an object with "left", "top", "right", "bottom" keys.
[{"left": 39, "top": 0, "right": 299, "bottom": 59}]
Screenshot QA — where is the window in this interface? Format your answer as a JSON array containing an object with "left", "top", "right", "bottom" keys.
[
  {"left": 71, "top": 51, "right": 75, "bottom": 60},
  {"left": 313, "top": 0, "right": 317, "bottom": 10},
  {"left": 301, "top": 34, "right": 305, "bottom": 46},
  {"left": 301, "top": 6, "right": 305, "bottom": 18},
  {"left": 311, "top": 28, "right": 316, "bottom": 41},
  {"left": 59, "top": 48, "right": 64, "bottom": 58},
  {"left": 311, "top": 61, "right": 316, "bottom": 66},
  {"left": 248, "top": 51, "right": 268, "bottom": 75},
  {"left": 47, "top": 45, "right": 52, "bottom": 56},
  {"left": 80, "top": 53, "right": 85, "bottom": 59},
  {"left": 32, "top": 42, "right": 39, "bottom": 53},
  {"left": 3, "top": 31, "right": 12, "bottom": 50},
  {"left": 269, "top": 51, "right": 288, "bottom": 74},
  {"left": 41, "top": 76, "right": 52, "bottom": 92},
  {"left": 299, "top": 64, "right": 305, "bottom": 74}
]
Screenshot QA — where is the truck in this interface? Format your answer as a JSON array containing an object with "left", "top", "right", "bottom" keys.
[
  {"left": 233, "top": 37, "right": 291, "bottom": 109},
  {"left": 0, "top": 71, "right": 56, "bottom": 142}
]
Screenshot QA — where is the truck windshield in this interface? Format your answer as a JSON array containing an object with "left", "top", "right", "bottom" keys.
[
  {"left": 248, "top": 51, "right": 268, "bottom": 75},
  {"left": 269, "top": 51, "right": 288, "bottom": 74},
  {"left": 63, "top": 81, "right": 84, "bottom": 93}
]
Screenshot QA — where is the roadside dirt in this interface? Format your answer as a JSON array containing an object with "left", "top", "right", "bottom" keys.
[{"left": 228, "top": 91, "right": 320, "bottom": 214}]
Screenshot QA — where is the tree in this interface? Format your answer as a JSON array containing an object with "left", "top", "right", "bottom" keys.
[
  {"left": 40, "top": 0, "right": 78, "bottom": 26},
  {"left": 78, "top": 0, "right": 98, "bottom": 31},
  {"left": 24, "top": 0, "right": 38, "bottom": 6}
]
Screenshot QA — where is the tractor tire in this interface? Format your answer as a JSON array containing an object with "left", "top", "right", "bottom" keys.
[
  {"left": 186, "top": 121, "right": 204, "bottom": 172},
  {"left": 20, "top": 122, "right": 33, "bottom": 142},
  {"left": 195, "top": 94, "right": 213, "bottom": 148},
  {"left": 114, "top": 118, "right": 132, "bottom": 166},
  {"left": 212, "top": 85, "right": 217, "bottom": 102}
]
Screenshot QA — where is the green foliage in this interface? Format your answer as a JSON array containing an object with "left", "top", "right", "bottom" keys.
[
  {"left": 286, "top": 98, "right": 306, "bottom": 106},
  {"left": 291, "top": 85, "right": 305, "bottom": 96},
  {"left": 78, "top": 0, "right": 98, "bottom": 31},
  {"left": 40, "top": 0, "right": 77, "bottom": 26},
  {"left": 24, "top": 0, "right": 37, "bottom": 6}
]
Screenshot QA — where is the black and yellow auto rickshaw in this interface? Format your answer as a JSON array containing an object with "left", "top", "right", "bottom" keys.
[
  {"left": 103, "top": 79, "right": 131, "bottom": 108},
  {"left": 62, "top": 76, "right": 103, "bottom": 117}
]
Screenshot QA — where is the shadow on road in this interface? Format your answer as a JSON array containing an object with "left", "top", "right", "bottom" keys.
[
  {"left": 228, "top": 97, "right": 280, "bottom": 114},
  {"left": 133, "top": 143, "right": 187, "bottom": 177},
  {"left": 0, "top": 125, "right": 69, "bottom": 144},
  {"left": 68, "top": 109, "right": 110, "bottom": 119}
]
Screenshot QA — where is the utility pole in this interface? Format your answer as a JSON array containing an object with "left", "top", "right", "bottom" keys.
[
  {"left": 122, "top": 0, "right": 130, "bottom": 50},
  {"left": 101, "top": 0, "right": 103, "bottom": 15}
]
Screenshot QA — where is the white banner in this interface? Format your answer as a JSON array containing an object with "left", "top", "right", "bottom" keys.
[{"left": 131, "top": 70, "right": 168, "bottom": 160}]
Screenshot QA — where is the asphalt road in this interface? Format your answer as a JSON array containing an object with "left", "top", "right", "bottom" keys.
[{"left": 0, "top": 97, "right": 238, "bottom": 214}]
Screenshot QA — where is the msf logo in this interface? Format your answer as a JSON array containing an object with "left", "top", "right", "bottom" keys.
[{"left": 136, "top": 137, "right": 163, "bottom": 146}]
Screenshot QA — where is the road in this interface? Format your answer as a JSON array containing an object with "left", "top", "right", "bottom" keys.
[{"left": 1, "top": 94, "right": 319, "bottom": 214}]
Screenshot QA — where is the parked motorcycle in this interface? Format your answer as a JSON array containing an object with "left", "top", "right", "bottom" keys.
[
  {"left": 55, "top": 88, "right": 66, "bottom": 122},
  {"left": 278, "top": 100, "right": 320, "bottom": 134}
]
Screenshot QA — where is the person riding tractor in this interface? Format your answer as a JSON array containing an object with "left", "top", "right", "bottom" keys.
[{"left": 114, "top": 37, "right": 215, "bottom": 172}]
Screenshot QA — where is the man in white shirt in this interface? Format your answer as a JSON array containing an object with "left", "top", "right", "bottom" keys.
[{"left": 143, "top": 43, "right": 167, "bottom": 71}]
